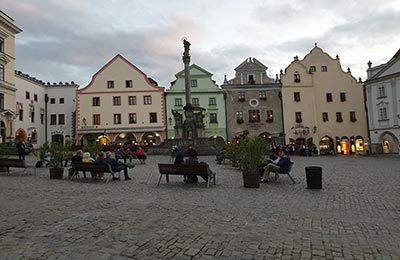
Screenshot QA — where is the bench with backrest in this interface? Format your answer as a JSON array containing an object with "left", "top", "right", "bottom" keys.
[
  {"left": 158, "top": 163, "right": 216, "bottom": 188},
  {"left": 71, "top": 162, "right": 121, "bottom": 183},
  {"left": 270, "top": 162, "right": 295, "bottom": 184},
  {"left": 0, "top": 158, "right": 27, "bottom": 175}
]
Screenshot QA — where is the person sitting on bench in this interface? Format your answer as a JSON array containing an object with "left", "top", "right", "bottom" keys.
[{"left": 260, "top": 150, "right": 291, "bottom": 183}]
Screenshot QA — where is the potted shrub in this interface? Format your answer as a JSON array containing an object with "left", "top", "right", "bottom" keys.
[
  {"left": 234, "top": 136, "right": 267, "bottom": 188},
  {"left": 40, "top": 141, "right": 71, "bottom": 179}
]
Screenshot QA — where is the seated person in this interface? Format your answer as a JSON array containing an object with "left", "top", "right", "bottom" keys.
[
  {"left": 135, "top": 146, "right": 147, "bottom": 164},
  {"left": 82, "top": 152, "right": 96, "bottom": 178},
  {"left": 260, "top": 150, "right": 291, "bottom": 183},
  {"left": 95, "top": 151, "right": 133, "bottom": 181},
  {"left": 215, "top": 150, "right": 225, "bottom": 164}
]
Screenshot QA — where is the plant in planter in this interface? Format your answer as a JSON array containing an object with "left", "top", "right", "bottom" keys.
[
  {"left": 40, "top": 141, "right": 72, "bottom": 179},
  {"left": 234, "top": 136, "right": 267, "bottom": 188}
]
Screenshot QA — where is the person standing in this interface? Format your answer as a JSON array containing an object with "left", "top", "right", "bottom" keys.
[{"left": 16, "top": 139, "right": 26, "bottom": 160}]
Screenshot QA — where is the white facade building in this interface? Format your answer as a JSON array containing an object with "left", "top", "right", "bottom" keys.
[{"left": 365, "top": 49, "right": 400, "bottom": 153}]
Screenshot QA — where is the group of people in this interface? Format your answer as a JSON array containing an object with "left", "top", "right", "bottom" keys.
[
  {"left": 115, "top": 146, "right": 147, "bottom": 164},
  {"left": 70, "top": 150, "right": 135, "bottom": 180}
]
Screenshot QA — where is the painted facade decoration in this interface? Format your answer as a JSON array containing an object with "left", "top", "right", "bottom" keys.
[
  {"left": 365, "top": 49, "right": 400, "bottom": 153},
  {"left": 76, "top": 54, "right": 165, "bottom": 147},
  {"left": 221, "top": 57, "right": 283, "bottom": 144},
  {"left": 281, "top": 45, "right": 369, "bottom": 155}
]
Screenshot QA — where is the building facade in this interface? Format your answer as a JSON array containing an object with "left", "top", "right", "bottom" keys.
[
  {"left": 281, "top": 45, "right": 369, "bottom": 155},
  {"left": 365, "top": 49, "right": 400, "bottom": 153},
  {"left": 166, "top": 64, "right": 226, "bottom": 141},
  {"left": 76, "top": 54, "right": 165, "bottom": 146},
  {"left": 0, "top": 11, "right": 22, "bottom": 143},
  {"left": 221, "top": 57, "right": 283, "bottom": 144}
]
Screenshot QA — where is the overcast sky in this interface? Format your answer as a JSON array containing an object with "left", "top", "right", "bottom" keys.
[{"left": 2, "top": 0, "right": 400, "bottom": 88}]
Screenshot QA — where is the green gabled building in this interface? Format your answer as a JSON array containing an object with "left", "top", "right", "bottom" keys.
[{"left": 165, "top": 64, "right": 227, "bottom": 141}]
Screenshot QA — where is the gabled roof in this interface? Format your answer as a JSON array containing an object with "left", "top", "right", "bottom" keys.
[
  {"left": 174, "top": 64, "right": 213, "bottom": 78},
  {"left": 79, "top": 54, "right": 162, "bottom": 91},
  {"left": 367, "top": 48, "right": 400, "bottom": 81},
  {"left": 234, "top": 57, "right": 268, "bottom": 71}
]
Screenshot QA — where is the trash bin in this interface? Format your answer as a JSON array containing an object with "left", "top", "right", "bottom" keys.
[{"left": 305, "top": 166, "right": 322, "bottom": 189}]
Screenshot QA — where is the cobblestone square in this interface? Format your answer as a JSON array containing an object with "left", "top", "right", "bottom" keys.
[{"left": 1, "top": 154, "right": 399, "bottom": 259}]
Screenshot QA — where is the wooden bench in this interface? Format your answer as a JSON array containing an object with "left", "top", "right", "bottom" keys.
[
  {"left": 271, "top": 162, "right": 295, "bottom": 184},
  {"left": 158, "top": 163, "right": 216, "bottom": 188},
  {"left": 71, "top": 162, "right": 121, "bottom": 183},
  {"left": 0, "top": 158, "right": 27, "bottom": 175}
]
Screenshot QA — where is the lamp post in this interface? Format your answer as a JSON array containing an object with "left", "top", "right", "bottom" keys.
[{"left": 44, "top": 94, "right": 49, "bottom": 144}]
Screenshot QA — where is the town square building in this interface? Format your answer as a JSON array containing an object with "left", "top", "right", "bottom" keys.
[
  {"left": 166, "top": 64, "right": 226, "bottom": 141},
  {"left": 221, "top": 57, "right": 283, "bottom": 144},
  {"left": 365, "top": 49, "right": 400, "bottom": 153},
  {"left": 280, "top": 44, "right": 369, "bottom": 155},
  {"left": 76, "top": 54, "right": 165, "bottom": 146}
]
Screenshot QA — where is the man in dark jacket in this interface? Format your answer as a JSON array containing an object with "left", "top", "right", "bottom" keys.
[
  {"left": 96, "top": 151, "right": 133, "bottom": 180},
  {"left": 260, "top": 150, "right": 291, "bottom": 183}
]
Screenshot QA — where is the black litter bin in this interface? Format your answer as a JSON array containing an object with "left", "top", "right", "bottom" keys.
[{"left": 305, "top": 166, "right": 322, "bottom": 189}]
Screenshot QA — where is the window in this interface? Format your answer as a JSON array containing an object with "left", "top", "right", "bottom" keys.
[
  {"left": 248, "top": 74, "right": 255, "bottom": 84},
  {"left": 266, "top": 110, "right": 273, "bottom": 123},
  {"left": 126, "top": 80, "right": 133, "bottom": 88},
  {"left": 336, "top": 112, "right": 343, "bottom": 122},
  {"left": 50, "top": 114, "right": 57, "bottom": 125},
  {"left": 93, "top": 114, "right": 101, "bottom": 125},
  {"left": 128, "top": 96, "right": 136, "bottom": 105},
  {"left": 192, "top": 98, "right": 199, "bottom": 105},
  {"left": 19, "top": 109, "right": 23, "bottom": 121},
  {"left": 378, "top": 86, "right": 386, "bottom": 98},
  {"left": 59, "top": 98, "right": 64, "bottom": 104},
  {"left": 379, "top": 107, "right": 388, "bottom": 120},
  {"left": 175, "top": 98, "right": 182, "bottom": 106},
  {"left": 295, "top": 112, "right": 302, "bottom": 123},
  {"left": 129, "top": 113, "right": 137, "bottom": 124},
  {"left": 113, "top": 96, "right": 121, "bottom": 105},
  {"left": 321, "top": 66, "right": 328, "bottom": 72},
  {"left": 209, "top": 97, "right": 216, "bottom": 105},
  {"left": 31, "top": 111, "right": 35, "bottom": 123},
  {"left": 309, "top": 66, "right": 316, "bottom": 73},
  {"left": 107, "top": 80, "right": 114, "bottom": 88},
  {"left": 238, "top": 92, "right": 246, "bottom": 101},
  {"left": 144, "top": 96, "right": 152, "bottom": 105},
  {"left": 340, "top": 92, "right": 346, "bottom": 102},
  {"left": 191, "top": 80, "right": 197, "bottom": 87},
  {"left": 294, "top": 73, "right": 301, "bottom": 82},
  {"left": 350, "top": 111, "right": 357, "bottom": 122},
  {"left": 50, "top": 98, "right": 55, "bottom": 104},
  {"left": 92, "top": 97, "right": 100, "bottom": 106},
  {"left": 326, "top": 93, "right": 332, "bottom": 102},
  {"left": 114, "top": 114, "right": 121, "bottom": 124},
  {"left": 150, "top": 112, "right": 157, "bottom": 123},
  {"left": 0, "top": 65, "right": 4, "bottom": 81},
  {"left": 236, "top": 111, "right": 243, "bottom": 120},
  {"left": 294, "top": 92, "right": 301, "bottom": 102},
  {"left": 40, "top": 113, "right": 44, "bottom": 124},
  {"left": 248, "top": 109, "right": 260, "bottom": 122},
  {"left": 0, "top": 93, "right": 3, "bottom": 109},
  {"left": 210, "top": 113, "right": 217, "bottom": 123},
  {"left": 58, "top": 114, "right": 65, "bottom": 125},
  {"left": 259, "top": 91, "right": 267, "bottom": 99},
  {"left": 26, "top": 91, "right": 30, "bottom": 100},
  {"left": 34, "top": 94, "right": 38, "bottom": 102},
  {"left": 322, "top": 112, "right": 328, "bottom": 122},
  {"left": 0, "top": 37, "right": 4, "bottom": 52}
]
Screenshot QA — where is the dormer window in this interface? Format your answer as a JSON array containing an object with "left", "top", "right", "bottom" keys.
[
  {"left": 309, "top": 66, "right": 316, "bottom": 73},
  {"left": 248, "top": 74, "right": 255, "bottom": 84},
  {"left": 294, "top": 73, "right": 301, "bottom": 83}
]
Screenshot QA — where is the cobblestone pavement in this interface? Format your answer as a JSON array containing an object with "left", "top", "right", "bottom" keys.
[{"left": 1, "top": 154, "right": 400, "bottom": 260}]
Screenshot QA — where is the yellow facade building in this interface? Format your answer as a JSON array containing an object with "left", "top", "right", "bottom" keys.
[
  {"left": 0, "top": 11, "right": 22, "bottom": 143},
  {"left": 281, "top": 45, "right": 369, "bottom": 155}
]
